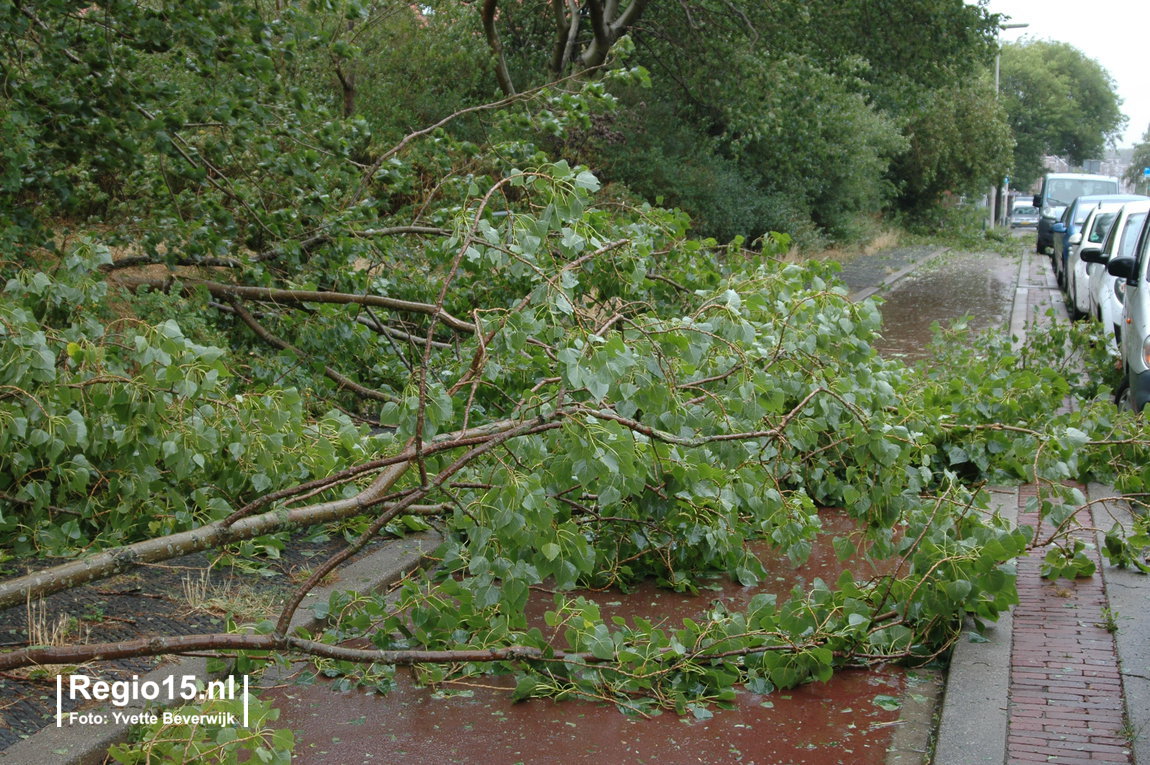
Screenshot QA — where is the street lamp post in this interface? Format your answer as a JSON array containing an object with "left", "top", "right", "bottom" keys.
[{"left": 992, "top": 22, "right": 1029, "bottom": 228}]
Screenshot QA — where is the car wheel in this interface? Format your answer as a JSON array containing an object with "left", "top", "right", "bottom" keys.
[
  {"left": 1067, "top": 274, "right": 1084, "bottom": 320},
  {"left": 1115, "top": 377, "right": 1134, "bottom": 412}
]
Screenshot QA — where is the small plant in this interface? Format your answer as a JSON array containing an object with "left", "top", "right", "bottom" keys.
[
  {"left": 26, "top": 598, "right": 85, "bottom": 648},
  {"left": 181, "top": 571, "right": 212, "bottom": 612},
  {"left": 26, "top": 598, "right": 79, "bottom": 644},
  {"left": 16, "top": 599, "right": 90, "bottom": 679},
  {"left": 1097, "top": 607, "right": 1120, "bottom": 634},
  {"left": 1040, "top": 539, "right": 1097, "bottom": 580},
  {"left": 1120, "top": 718, "right": 1144, "bottom": 745}
]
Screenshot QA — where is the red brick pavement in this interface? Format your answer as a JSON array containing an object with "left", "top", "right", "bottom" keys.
[{"left": 1007, "top": 484, "right": 1132, "bottom": 764}]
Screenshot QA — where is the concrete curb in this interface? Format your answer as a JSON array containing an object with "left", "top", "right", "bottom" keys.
[
  {"left": 0, "top": 532, "right": 440, "bottom": 764},
  {"left": 848, "top": 247, "right": 949, "bottom": 303},
  {"left": 932, "top": 486, "right": 1019, "bottom": 765},
  {"left": 1090, "top": 483, "right": 1150, "bottom": 764}
]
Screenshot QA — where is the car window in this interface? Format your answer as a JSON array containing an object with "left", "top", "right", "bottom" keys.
[
  {"left": 1047, "top": 179, "right": 1118, "bottom": 206},
  {"left": 1088, "top": 212, "right": 1117, "bottom": 243},
  {"left": 1101, "top": 211, "right": 1121, "bottom": 255},
  {"left": 1120, "top": 211, "right": 1147, "bottom": 260}
]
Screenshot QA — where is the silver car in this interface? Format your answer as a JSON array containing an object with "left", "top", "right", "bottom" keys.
[
  {"left": 1066, "top": 203, "right": 1122, "bottom": 321},
  {"left": 1010, "top": 202, "right": 1039, "bottom": 228},
  {"left": 1080, "top": 201, "right": 1150, "bottom": 359},
  {"left": 1099, "top": 202, "right": 1150, "bottom": 410}
]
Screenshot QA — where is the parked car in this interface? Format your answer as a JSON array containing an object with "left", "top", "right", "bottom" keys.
[
  {"left": 1010, "top": 201, "right": 1039, "bottom": 228},
  {"left": 1033, "top": 172, "right": 1119, "bottom": 254},
  {"left": 1066, "top": 203, "right": 1122, "bottom": 320},
  {"left": 1104, "top": 206, "right": 1150, "bottom": 411},
  {"left": 1079, "top": 200, "right": 1150, "bottom": 357},
  {"left": 1051, "top": 194, "right": 1148, "bottom": 291}
]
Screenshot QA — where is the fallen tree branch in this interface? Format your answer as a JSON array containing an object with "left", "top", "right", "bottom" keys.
[
  {"left": 0, "top": 417, "right": 564, "bottom": 611},
  {"left": 101, "top": 255, "right": 244, "bottom": 272},
  {"left": 0, "top": 622, "right": 829, "bottom": 673},
  {"left": 226, "top": 298, "right": 399, "bottom": 403},
  {"left": 114, "top": 275, "right": 478, "bottom": 334}
]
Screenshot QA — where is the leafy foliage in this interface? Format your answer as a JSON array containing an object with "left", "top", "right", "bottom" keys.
[
  {"left": 1, "top": 0, "right": 1148, "bottom": 729},
  {"left": 999, "top": 40, "right": 1127, "bottom": 188},
  {"left": 107, "top": 691, "right": 294, "bottom": 764}
]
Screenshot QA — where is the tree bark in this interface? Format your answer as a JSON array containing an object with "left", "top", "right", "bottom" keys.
[{"left": 481, "top": 0, "right": 517, "bottom": 97}]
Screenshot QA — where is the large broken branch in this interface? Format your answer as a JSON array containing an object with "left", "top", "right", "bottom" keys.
[{"left": 0, "top": 417, "right": 561, "bottom": 611}]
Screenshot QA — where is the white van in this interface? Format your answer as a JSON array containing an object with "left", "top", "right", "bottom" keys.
[{"left": 1033, "top": 172, "right": 1119, "bottom": 254}]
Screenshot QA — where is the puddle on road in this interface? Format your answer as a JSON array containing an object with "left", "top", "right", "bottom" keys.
[
  {"left": 272, "top": 668, "right": 904, "bottom": 765},
  {"left": 872, "top": 250, "right": 1017, "bottom": 361},
  {"left": 263, "top": 512, "right": 913, "bottom": 764}
]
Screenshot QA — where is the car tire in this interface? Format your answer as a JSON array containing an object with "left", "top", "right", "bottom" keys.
[
  {"left": 1115, "top": 377, "right": 1134, "bottom": 412},
  {"left": 1067, "top": 273, "right": 1084, "bottom": 320}
]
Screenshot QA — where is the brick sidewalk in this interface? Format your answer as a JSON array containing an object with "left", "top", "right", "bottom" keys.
[
  {"left": 1006, "top": 252, "right": 1133, "bottom": 764},
  {"left": 1008, "top": 488, "right": 1131, "bottom": 763}
]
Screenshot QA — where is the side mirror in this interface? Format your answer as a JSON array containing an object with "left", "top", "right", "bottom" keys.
[
  {"left": 1079, "top": 246, "right": 1107, "bottom": 264},
  {"left": 1033, "top": 194, "right": 1042, "bottom": 208},
  {"left": 1069, "top": 232, "right": 1082, "bottom": 245},
  {"left": 1108, "top": 256, "right": 1136, "bottom": 280},
  {"left": 1052, "top": 222, "right": 1067, "bottom": 234}
]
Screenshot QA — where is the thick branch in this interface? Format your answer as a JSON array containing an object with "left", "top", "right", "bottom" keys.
[
  {"left": 549, "top": 0, "right": 579, "bottom": 76},
  {"left": 585, "top": 0, "right": 611, "bottom": 61},
  {"left": 101, "top": 255, "right": 243, "bottom": 272},
  {"left": 0, "top": 624, "right": 822, "bottom": 673},
  {"left": 0, "top": 633, "right": 550, "bottom": 673},
  {"left": 0, "top": 417, "right": 562, "bottom": 611},
  {"left": 481, "top": 0, "right": 517, "bottom": 97},
  {"left": 579, "top": 0, "right": 650, "bottom": 69}
]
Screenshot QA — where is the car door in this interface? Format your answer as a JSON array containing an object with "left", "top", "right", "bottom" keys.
[{"left": 1122, "top": 213, "right": 1150, "bottom": 376}]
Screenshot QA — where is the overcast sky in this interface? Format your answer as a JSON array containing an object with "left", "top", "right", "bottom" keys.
[{"left": 982, "top": 0, "right": 1146, "bottom": 148}]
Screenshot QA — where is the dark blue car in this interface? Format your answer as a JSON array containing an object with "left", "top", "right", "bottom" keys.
[{"left": 1051, "top": 194, "right": 1149, "bottom": 290}]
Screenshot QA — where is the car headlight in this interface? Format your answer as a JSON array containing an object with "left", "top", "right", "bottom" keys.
[
  {"left": 1143, "top": 334, "right": 1150, "bottom": 368},
  {"left": 1042, "top": 206, "right": 1057, "bottom": 219}
]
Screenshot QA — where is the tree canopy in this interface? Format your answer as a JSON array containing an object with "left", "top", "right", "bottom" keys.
[
  {"left": 999, "top": 40, "right": 1126, "bottom": 189},
  {"left": 475, "top": 0, "right": 1013, "bottom": 240}
]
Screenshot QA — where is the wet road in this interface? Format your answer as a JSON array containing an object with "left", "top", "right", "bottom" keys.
[
  {"left": 264, "top": 512, "right": 911, "bottom": 765},
  {"left": 858, "top": 248, "right": 1019, "bottom": 360}
]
